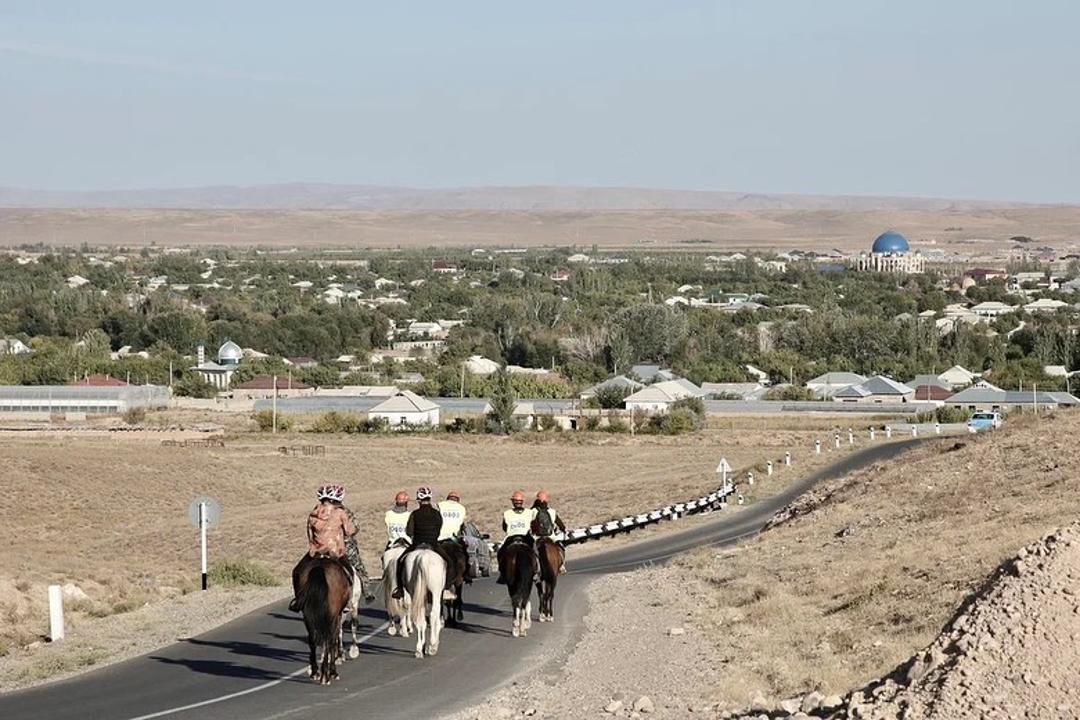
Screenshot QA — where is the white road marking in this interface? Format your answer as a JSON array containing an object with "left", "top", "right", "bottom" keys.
[{"left": 122, "top": 621, "right": 391, "bottom": 720}]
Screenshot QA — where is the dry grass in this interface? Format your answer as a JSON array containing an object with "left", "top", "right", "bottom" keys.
[
  {"left": 676, "top": 410, "right": 1080, "bottom": 708},
  {"left": 3, "top": 207, "right": 1080, "bottom": 252},
  {"left": 0, "top": 423, "right": 853, "bottom": 655}
]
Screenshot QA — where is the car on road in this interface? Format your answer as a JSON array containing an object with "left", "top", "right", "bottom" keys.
[
  {"left": 461, "top": 521, "right": 493, "bottom": 577},
  {"left": 967, "top": 411, "right": 1003, "bottom": 432}
]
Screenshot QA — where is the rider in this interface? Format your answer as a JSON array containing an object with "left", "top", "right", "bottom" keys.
[
  {"left": 531, "top": 490, "right": 568, "bottom": 574},
  {"left": 496, "top": 490, "right": 537, "bottom": 584},
  {"left": 438, "top": 490, "right": 473, "bottom": 584},
  {"left": 384, "top": 490, "right": 412, "bottom": 548},
  {"left": 390, "top": 486, "right": 449, "bottom": 599},
  {"left": 289, "top": 484, "right": 356, "bottom": 612}
]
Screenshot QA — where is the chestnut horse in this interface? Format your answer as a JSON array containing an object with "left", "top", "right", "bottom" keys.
[
  {"left": 439, "top": 539, "right": 469, "bottom": 626},
  {"left": 295, "top": 555, "right": 351, "bottom": 684},
  {"left": 535, "top": 538, "right": 562, "bottom": 622}
]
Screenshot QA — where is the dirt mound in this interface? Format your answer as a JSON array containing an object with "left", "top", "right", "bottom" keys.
[{"left": 735, "top": 522, "right": 1080, "bottom": 719}]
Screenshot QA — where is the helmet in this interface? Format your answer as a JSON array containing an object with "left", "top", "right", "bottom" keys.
[
  {"left": 536, "top": 490, "right": 549, "bottom": 503},
  {"left": 317, "top": 484, "right": 344, "bottom": 502},
  {"left": 416, "top": 486, "right": 433, "bottom": 501},
  {"left": 394, "top": 491, "right": 409, "bottom": 505},
  {"left": 510, "top": 490, "right": 525, "bottom": 504},
  {"left": 446, "top": 490, "right": 461, "bottom": 501}
]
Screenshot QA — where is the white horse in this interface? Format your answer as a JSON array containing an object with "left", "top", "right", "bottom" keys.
[
  {"left": 381, "top": 545, "right": 413, "bottom": 638},
  {"left": 403, "top": 549, "right": 446, "bottom": 659},
  {"left": 338, "top": 568, "right": 365, "bottom": 661}
]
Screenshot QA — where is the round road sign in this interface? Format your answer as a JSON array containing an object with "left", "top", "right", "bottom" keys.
[{"left": 187, "top": 495, "right": 222, "bottom": 529}]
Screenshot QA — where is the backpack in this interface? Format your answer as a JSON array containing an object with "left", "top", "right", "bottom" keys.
[{"left": 534, "top": 507, "right": 554, "bottom": 536}]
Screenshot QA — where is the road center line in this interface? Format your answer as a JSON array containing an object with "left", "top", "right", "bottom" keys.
[{"left": 122, "top": 621, "right": 391, "bottom": 720}]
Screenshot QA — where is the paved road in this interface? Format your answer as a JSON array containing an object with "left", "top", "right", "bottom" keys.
[{"left": 0, "top": 439, "right": 920, "bottom": 720}]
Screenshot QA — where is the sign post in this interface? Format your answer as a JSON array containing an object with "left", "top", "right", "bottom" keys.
[
  {"left": 784, "top": 451, "right": 791, "bottom": 467},
  {"left": 48, "top": 585, "right": 64, "bottom": 642},
  {"left": 188, "top": 496, "right": 221, "bottom": 591},
  {"left": 716, "top": 457, "right": 732, "bottom": 486}
]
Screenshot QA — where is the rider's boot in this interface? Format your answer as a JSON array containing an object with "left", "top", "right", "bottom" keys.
[{"left": 391, "top": 555, "right": 406, "bottom": 599}]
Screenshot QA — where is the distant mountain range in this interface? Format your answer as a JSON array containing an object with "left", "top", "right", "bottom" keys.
[{"left": 0, "top": 183, "right": 1047, "bottom": 211}]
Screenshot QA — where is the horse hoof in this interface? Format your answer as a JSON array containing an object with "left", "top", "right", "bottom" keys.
[
  {"left": 414, "top": 651, "right": 423, "bottom": 659},
  {"left": 388, "top": 625, "right": 398, "bottom": 637},
  {"left": 512, "top": 627, "right": 520, "bottom": 638},
  {"left": 348, "top": 646, "right": 359, "bottom": 660}
]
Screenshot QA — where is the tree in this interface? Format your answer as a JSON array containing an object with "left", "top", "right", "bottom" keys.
[
  {"left": 487, "top": 367, "right": 517, "bottom": 434},
  {"left": 609, "top": 304, "right": 687, "bottom": 363}
]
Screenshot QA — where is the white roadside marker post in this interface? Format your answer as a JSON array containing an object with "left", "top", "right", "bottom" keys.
[
  {"left": 48, "top": 585, "right": 64, "bottom": 642},
  {"left": 848, "top": 428, "right": 854, "bottom": 445},
  {"left": 200, "top": 501, "right": 208, "bottom": 591},
  {"left": 815, "top": 439, "right": 821, "bottom": 455},
  {"left": 748, "top": 471, "right": 754, "bottom": 486},
  {"left": 935, "top": 422, "right": 941, "bottom": 435},
  {"left": 767, "top": 461, "right": 773, "bottom": 477},
  {"left": 784, "top": 451, "right": 791, "bottom": 467},
  {"left": 869, "top": 427, "right": 876, "bottom": 441},
  {"left": 912, "top": 424, "right": 918, "bottom": 437},
  {"left": 885, "top": 426, "right": 892, "bottom": 439},
  {"left": 834, "top": 433, "right": 840, "bottom": 449}
]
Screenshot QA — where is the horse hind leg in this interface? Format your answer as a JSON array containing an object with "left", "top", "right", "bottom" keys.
[
  {"left": 523, "top": 600, "right": 532, "bottom": 635},
  {"left": 512, "top": 606, "right": 521, "bottom": 638}
]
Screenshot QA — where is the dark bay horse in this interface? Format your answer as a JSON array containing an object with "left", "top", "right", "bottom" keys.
[
  {"left": 295, "top": 555, "right": 352, "bottom": 684},
  {"left": 535, "top": 538, "right": 562, "bottom": 622},
  {"left": 501, "top": 540, "right": 537, "bottom": 637},
  {"left": 439, "top": 539, "right": 469, "bottom": 626}
]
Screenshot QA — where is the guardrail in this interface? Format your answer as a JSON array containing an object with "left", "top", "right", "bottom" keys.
[{"left": 559, "top": 480, "right": 737, "bottom": 546}]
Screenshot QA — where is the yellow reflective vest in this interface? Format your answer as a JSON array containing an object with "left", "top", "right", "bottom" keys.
[
  {"left": 503, "top": 507, "right": 537, "bottom": 538},
  {"left": 384, "top": 509, "right": 411, "bottom": 544},
  {"left": 437, "top": 500, "right": 467, "bottom": 540}
]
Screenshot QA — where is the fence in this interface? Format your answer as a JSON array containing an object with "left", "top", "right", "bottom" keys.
[{"left": 278, "top": 445, "right": 326, "bottom": 456}]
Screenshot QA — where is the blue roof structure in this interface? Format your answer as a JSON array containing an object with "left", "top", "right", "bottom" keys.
[{"left": 872, "top": 230, "right": 910, "bottom": 254}]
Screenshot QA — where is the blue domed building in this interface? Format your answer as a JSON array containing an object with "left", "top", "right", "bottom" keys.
[{"left": 856, "top": 230, "right": 924, "bottom": 274}]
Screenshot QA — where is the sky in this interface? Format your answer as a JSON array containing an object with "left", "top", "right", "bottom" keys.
[{"left": 1, "top": 1, "right": 1078, "bottom": 202}]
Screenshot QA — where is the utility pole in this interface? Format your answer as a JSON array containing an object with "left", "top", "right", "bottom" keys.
[
  {"left": 460, "top": 363, "right": 465, "bottom": 399},
  {"left": 272, "top": 375, "right": 278, "bottom": 434}
]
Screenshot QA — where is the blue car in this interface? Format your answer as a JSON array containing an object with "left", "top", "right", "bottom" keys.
[{"left": 967, "top": 411, "right": 1003, "bottom": 432}]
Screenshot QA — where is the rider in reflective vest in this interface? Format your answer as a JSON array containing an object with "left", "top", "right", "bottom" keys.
[
  {"left": 384, "top": 491, "right": 411, "bottom": 548},
  {"left": 437, "top": 491, "right": 467, "bottom": 540},
  {"left": 496, "top": 489, "right": 536, "bottom": 584},
  {"left": 391, "top": 487, "right": 450, "bottom": 599},
  {"left": 531, "top": 489, "right": 567, "bottom": 574}
]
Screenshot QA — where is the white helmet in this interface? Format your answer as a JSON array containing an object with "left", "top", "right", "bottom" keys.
[
  {"left": 317, "top": 484, "right": 344, "bottom": 502},
  {"left": 416, "top": 486, "right": 433, "bottom": 501}
]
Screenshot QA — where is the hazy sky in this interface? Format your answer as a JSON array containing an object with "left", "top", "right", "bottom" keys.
[{"left": 2, "top": 1, "right": 1078, "bottom": 201}]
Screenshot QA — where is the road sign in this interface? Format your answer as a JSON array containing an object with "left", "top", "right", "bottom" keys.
[
  {"left": 716, "top": 458, "right": 732, "bottom": 474},
  {"left": 187, "top": 495, "right": 221, "bottom": 529}
]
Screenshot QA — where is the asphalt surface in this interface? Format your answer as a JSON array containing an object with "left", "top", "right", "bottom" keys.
[{"left": 0, "top": 439, "right": 920, "bottom": 720}]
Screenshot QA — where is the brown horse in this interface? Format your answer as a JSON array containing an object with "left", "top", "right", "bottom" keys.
[
  {"left": 295, "top": 555, "right": 352, "bottom": 684},
  {"left": 535, "top": 538, "right": 562, "bottom": 622},
  {"left": 501, "top": 540, "right": 537, "bottom": 637},
  {"left": 439, "top": 539, "right": 469, "bottom": 626}
]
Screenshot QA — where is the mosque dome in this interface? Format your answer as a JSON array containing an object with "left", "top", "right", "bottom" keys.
[
  {"left": 871, "top": 230, "right": 910, "bottom": 254},
  {"left": 217, "top": 339, "right": 243, "bottom": 364}
]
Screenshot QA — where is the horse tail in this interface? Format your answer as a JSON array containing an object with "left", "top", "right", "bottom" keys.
[
  {"left": 302, "top": 565, "right": 334, "bottom": 648},
  {"left": 512, "top": 545, "right": 534, "bottom": 597},
  {"left": 407, "top": 553, "right": 428, "bottom": 628}
]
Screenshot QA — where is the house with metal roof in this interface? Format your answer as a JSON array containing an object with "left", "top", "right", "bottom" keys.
[
  {"left": 946, "top": 387, "right": 1080, "bottom": 412},
  {"left": 805, "top": 372, "right": 867, "bottom": 399},
  {"left": 368, "top": 390, "right": 440, "bottom": 428},
  {"left": 701, "top": 382, "right": 770, "bottom": 400},
  {"left": 833, "top": 376, "right": 915, "bottom": 404},
  {"left": 624, "top": 379, "right": 704, "bottom": 413},
  {"left": 579, "top": 375, "right": 644, "bottom": 400}
]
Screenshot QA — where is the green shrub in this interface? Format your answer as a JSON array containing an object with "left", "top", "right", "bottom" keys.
[
  {"left": 253, "top": 409, "right": 294, "bottom": 432},
  {"left": 605, "top": 416, "right": 629, "bottom": 433},
  {"left": 584, "top": 416, "right": 601, "bottom": 431},
  {"left": 122, "top": 406, "right": 147, "bottom": 425},
  {"left": 655, "top": 406, "right": 699, "bottom": 435},
  {"left": 934, "top": 405, "right": 969, "bottom": 424},
  {"left": 208, "top": 559, "right": 278, "bottom": 587},
  {"left": 309, "top": 411, "right": 363, "bottom": 433}
]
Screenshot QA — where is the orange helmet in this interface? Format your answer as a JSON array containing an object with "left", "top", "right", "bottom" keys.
[
  {"left": 394, "top": 491, "right": 409, "bottom": 505},
  {"left": 446, "top": 490, "right": 461, "bottom": 501},
  {"left": 536, "top": 490, "right": 549, "bottom": 503},
  {"left": 510, "top": 490, "right": 526, "bottom": 503}
]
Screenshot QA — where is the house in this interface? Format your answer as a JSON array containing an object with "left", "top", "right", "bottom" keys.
[
  {"left": 66, "top": 275, "right": 90, "bottom": 288},
  {"left": 70, "top": 374, "right": 130, "bottom": 387},
  {"left": 283, "top": 356, "right": 318, "bottom": 369},
  {"left": 701, "top": 382, "right": 769, "bottom": 400},
  {"left": 549, "top": 269, "right": 571, "bottom": 282},
  {"left": 833, "top": 376, "right": 915, "bottom": 404},
  {"left": 232, "top": 375, "right": 310, "bottom": 400},
  {"left": 938, "top": 365, "right": 979, "bottom": 389},
  {"left": 910, "top": 384, "right": 954, "bottom": 403},
  {"left": 291, "top": 280, "right": 313, "bottom": 290},
  {"left": 805, "top": 372, "right": 867, "bottom": 399},
  {"left": 368, "top": 390, "right": 440, "bottom": 428},
  {"left": 0, "top": 338, "right": 32, "bottom": 355},
  {"left": 946, "top": 387, "right": 1080, "bottom": 412},
  {"left": 465, "top": 355, "right": 501, "bottom": 375},
  {"left": 432, "top": 260, "right": 459, "bottom": 274},
  {"left": 1024, "top": 298, "right": 1068, "bottom": 313},
  {"left": 405, "top": 321, "right": 447, "bottom": 338},
  {"left": 368, "top": 348, "right": 415, "bottom": 364},
  {"left": 623, "top": 379, "right": 704, "bottom": 413},
  {"left": 391, "top": 339, "right": 446, "bottom": 355},
  {"left": 971, "top": 301, "right": 1015, "bottom": 318},
  {"left": 745, "top": 365, "right": 770, "bottom": 385},
  {"left": 567, "top": 254, "right": 591, "bottom": 264},
  {"left": 580, "top": 375, "right": 644, "bottom": 400},
  {"left": 963, "top": 268, "right": 1008, "bottom": 283},
  {"left": 629, "top": 364, "right": 678, "bottom": 383}
]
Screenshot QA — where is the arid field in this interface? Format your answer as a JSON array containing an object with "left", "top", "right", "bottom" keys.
[{"left": 2, "top": 206, "right": 1078, "bottom": 253}]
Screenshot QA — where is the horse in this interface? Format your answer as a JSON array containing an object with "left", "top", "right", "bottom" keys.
[
  {"left": 403, "top": 548, "right": 447, "bottom": 658},
  {"left": 381, "top": 544, "right": 413, "bottom": 637},
  {"left": 295, "top": 555, "right": 352, "bottom": 684},
  {"left": 502, "top": 540, "right": 537, "bottom": 638},
  {"left": 340, "top": 566, "right": 366, "bottom": 660},
  {"left": 535, "top": 538, "right": 562, "bottom": 623},
  {"left": 439, "top": 539, "right": 469, "bottom": 626}
]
